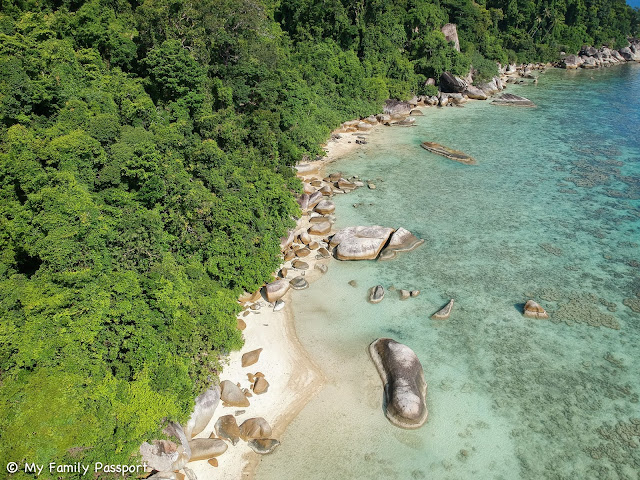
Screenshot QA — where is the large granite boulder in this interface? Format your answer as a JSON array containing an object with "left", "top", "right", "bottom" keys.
[
  {"left": 379, "top": 228, "right": 424, "bottom": 260},
  {"left": 187, "top": 438, "right": 228, "bottom": 461},
  {"left": 439, "top": 71, "right": 467, "bottom": 93},
  {"left": 215, "top": 415, "right": 241, "bottom": 446},
  {"left": 330, "top": 226, "right": 395, "bottom": 260},
  {"left": 220, "top": 380, "right": 250, "bottom": 407},
  {"left": 369, "top": 338, "right": 428, "bottom": 429},
  {"left": 562, "top": 54, "right": 583, "bottom": 69},
  {"left": 241, "top": 348, "right": 263, "bottom": 368},
  {"left": 441, "top": 23, "right": 460, "bottom": 51},
  {"left": 248, "top": 439, "right": 280, "bottom": 455},
  {"left": 383, "top": 99, "right": 413, "bottom": 115},
  {"left": 314, "top": 200, "right": 335, "bottom": 215},
  {"left": 263, "top": 279, "right": 290, "bottom": 303},
  {"left": 464, "top": 85, "right": 488, "bottom": 100},
  {"left": 239, "top": 417, "right": 272, "bottom": 440},
  {"left": 523, "top": 299, "right": 549, "bottom": 319},
  {"left": 184, "top": 386, "right": 221, "bottom": 439}
]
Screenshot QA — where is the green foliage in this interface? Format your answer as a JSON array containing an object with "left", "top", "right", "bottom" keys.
[{"left": 0, "top": 0, "right": 638, "bottom": 475}]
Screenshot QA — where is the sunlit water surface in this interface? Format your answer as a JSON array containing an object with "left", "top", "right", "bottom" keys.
[{"left": 256, "top": 65, "right": 640, "bottom": 480}]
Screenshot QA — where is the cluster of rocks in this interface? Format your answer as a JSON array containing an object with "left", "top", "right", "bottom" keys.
[
  {"left": 560, "top": 41, "right": 640, "bottom": 69},
  {"left": 140, "top": 346, "right": 280, "bottom": 479},
  {"left": 367, "top": 285, "right": 420, "bottom": 304}
]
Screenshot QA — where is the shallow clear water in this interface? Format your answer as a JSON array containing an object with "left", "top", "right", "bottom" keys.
[{"left": 257, "top": 65, "right": 640, "bottom": 480}]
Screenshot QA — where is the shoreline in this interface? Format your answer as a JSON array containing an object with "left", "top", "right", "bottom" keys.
[
  {"left": 187, "top": 132, "right": 361, "bottom": 480},
  {"left": 192, "top": 67, "right": 531, "bottom": 480},
  {"left": 186, "top": 56, "right": 639, "bottom": 480}
]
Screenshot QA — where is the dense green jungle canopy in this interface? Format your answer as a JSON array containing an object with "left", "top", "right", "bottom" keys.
[{"left": 0, "top": 0, "right": 638, "bottom": 474}]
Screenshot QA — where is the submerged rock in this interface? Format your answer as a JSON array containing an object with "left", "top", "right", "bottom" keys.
[
  {"left": 523, "top": 299, "right": 549, "bottom": 319},
  {"left": 369, "top": 338, "right": 428, "bottom": 429},
  {"left": 431, "top": 299, "right": 454, "bottom": 320},
  {"left": 492, "top": 93, "right": 536, "bottom": 107},
  {"left": 315, "top": 263, "right": 328, "bottom": 274},
  {"left": 248, "top": 438, "right": 280, "bottom": 455},
  {"left": 421, "top": 141, "right": 476, "bottom": 165},
  {"left": 369, "top": 285, "right": 385, "bottom": 304},
  {"left": 184, "top": 386, "right": 221, "bottom": 439}
]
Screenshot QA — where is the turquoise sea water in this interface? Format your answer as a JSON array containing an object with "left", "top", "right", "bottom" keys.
[{"left": 257, "top": 65, "right": 640, "bottom": 480}]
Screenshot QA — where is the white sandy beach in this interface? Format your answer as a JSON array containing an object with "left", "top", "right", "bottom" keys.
[{"left": 186, "top": 127, "right": 378, "bottom": 480}]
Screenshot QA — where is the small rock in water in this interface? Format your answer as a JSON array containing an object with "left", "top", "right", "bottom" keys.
[
  {"left": 368, "top": 183, "right": 376, "bottom": 189},
  {"left": 273, "top": 300, "right": 285, "bottom": 312},
  {"left": 431, "top": 299, "right": 454, "bottom": 320},
  {"left": 369, "top": 285, "right": 385, "bottom": 303},
  {"left": 348, "top": 280, "right": 358, "bottom": 287},
  {"left": 410, "top": 290, "right": 420, "bottom": 297},
  {"left": 315, "top": 263, "right": 328, "bottom": 274},
  {"left": 523, "top": 299, "right": 549, "bottom": 319},
  {"left": 399, "top": 289, "right": 411, "bottom": 300}
]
